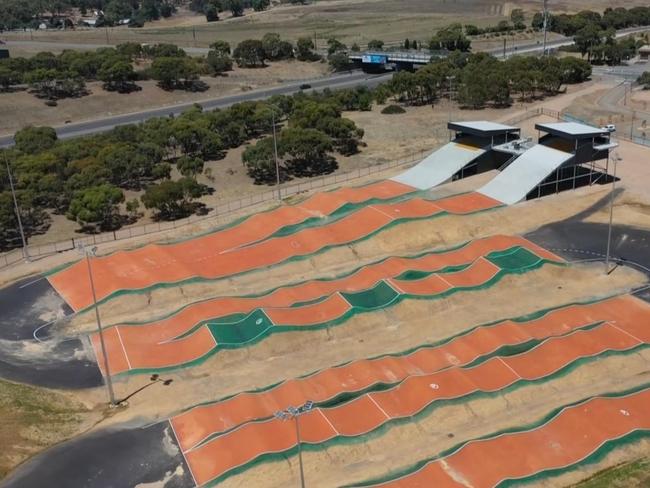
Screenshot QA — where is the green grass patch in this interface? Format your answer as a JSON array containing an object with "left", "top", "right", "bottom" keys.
[{"left": 570, "top": 457, "right": 650, "bottom": 488}]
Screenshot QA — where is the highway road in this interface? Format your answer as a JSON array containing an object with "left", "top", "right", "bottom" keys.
[
  {"left": 2, "top": 25, "right": 647, "bottom": 147},
  {"left": 0, "top": 71, "right": 391, "bottom": 147}
]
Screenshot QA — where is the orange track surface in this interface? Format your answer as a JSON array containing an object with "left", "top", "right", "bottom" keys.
[
  {"left": 173, "top": 294, "right": 648, "bottom": 452},
  {"left": 48, "top": 189, "right": 499, "bottom": 311},
  {"left": 93, "top": 237, "right": 550, "bottom": 376},
  {"left": 373, "top": 388, "right": 650, "bottom": 487},
  {"left": 179, "top": 303, "right": 650, "bottom": 485}
]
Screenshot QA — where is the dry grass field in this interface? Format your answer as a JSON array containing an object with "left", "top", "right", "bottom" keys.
[{"left": 4, "top": 0, "right": 649, "bottom": 48}]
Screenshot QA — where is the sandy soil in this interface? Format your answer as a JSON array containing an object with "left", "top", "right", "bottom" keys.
[
  {"left": 584, "top": 191, "right": 650, "bottom": 229},
  {"left": 215, "top": 349, "right": 650, "bottom": 488},
  {"left": 0, "top": 60, "right": 329, "bottom": 136}
]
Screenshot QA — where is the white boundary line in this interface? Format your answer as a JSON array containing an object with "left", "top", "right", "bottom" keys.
[
  {"left": 114, "top": 326, "right": 133, "bottom": 371},
  {"left": 318, "top": 409, "right": 340, "bottom": 436},
  {"left": 169, "top": 420, "right": 200, "bottom": 487},
  {"left": 608, "top": 321, "right": 644, "bottom": 345},
  {"left": 497, "top": 357, "right": 522, "bottom": 380},
  {"left": 368, "top": 205, "right": 396, "bottom": 221},
  {"left": 367, "top": 394, "right": 391, "bottom": 420},
  {"left": 384, "top": 278, "right": 405, "bottom": 295},
  {"left": 370, "top": 388, "right": 650, "bottom": 485},
  {"left": 19, "top": 276, "right": 45, "bottom": 288},
  {"left": 436, "top": 273, "right": 453, "bottom": 288}
]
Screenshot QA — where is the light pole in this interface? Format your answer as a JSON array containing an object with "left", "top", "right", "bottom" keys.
[
  {"left": 4, "top": 152, "right": 29, "bottom": 261},
  {"left": 605, "top": 152, "right": 620, "bottom": 274},
  {"left": 275, "top": 400, "right": 314, "bottom": 488},
  {"left": 271, "top": 110, "right": 281, "bottom": 200},
  {"left": 78, "top": 244, "right": 117, "bottom": 406}
]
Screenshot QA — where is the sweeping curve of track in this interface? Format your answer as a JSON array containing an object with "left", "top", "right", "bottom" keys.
[
  {"left": 92, "top": 239, "right": 561, "bottom": 376},
  {"left": 48, "top": 190, "right": 500, "bottom": 311},
  {"left": 170, "top": 294, "right": 647, "bottom": 453},
  {"left": 364, "top": 387, "right": 650, "bottom": 487},
  {"left": 176, "top": 296, "right": 650, "bottom": 486}
]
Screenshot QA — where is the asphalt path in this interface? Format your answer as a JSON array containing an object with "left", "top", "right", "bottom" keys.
[
  {"left": 0, "top": 421, "right": 193, "bottom": 488},
  {"left": 0, "top": 276, "right": 103, "bottom": 388},
  {"left": 526, "top": 188, "right": 650, "bottom": 303},
  {"left": 0, "top": 71, "right": 391, "bottom": 147}
]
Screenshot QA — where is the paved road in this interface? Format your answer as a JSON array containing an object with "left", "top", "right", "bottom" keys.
[
  {"left": 1, "top": 421, "right": 193, "bottom": 488},
  {"left": 0, "top": 71, "right": 391, "bottom": 147},
  {"left": 0, "top": 275, "right": 103, "bottom": 388},
  {"left": 526, "top": 188, "right": 650, "bottom": 303}
]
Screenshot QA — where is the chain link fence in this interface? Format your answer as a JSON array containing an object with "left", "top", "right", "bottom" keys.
[{"left": 0, "top": 151, "right": 426, "bottom": 270}]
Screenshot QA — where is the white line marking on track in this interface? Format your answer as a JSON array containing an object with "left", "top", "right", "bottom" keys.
[
  {"left": 497, "top": 357, "right": 522, "bottom": 379},
  {"left": 608, "top": 321, "right": 644, "bottom": 345},
  {"left": 367, "top": 394, "right": 391, "bottom": 420},
  {"left": 19, "top": 276, "right": 45, "bottom": 289},
  {"left": 114, "top": 326, "right": 133, "bottom": 371},
  {"left": 169, "top": 420, "right": 200, "bottom": 488},
  {"left": 32, "top": 315, "right": 71, "bottom": 342},
  {"left": 436, "top": 273, "right": 453, "bottom": 289},
  {"left": 385, "top": 279, "right": 405, "bottom": 295},
  {"left": 369, "top": 205, "right": 396, "bottom": 221},
  {"left": 318, "top": 409, "right": 340, "bottom": 436}
]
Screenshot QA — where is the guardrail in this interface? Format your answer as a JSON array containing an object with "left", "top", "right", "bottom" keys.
[{"left": 0, "top": 150, "right": 426, "bottom": 270}]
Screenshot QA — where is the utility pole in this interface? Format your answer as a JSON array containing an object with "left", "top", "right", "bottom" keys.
[
  {"left": 604, "top": 153, "right": 620, "bottom": 274},
  {"left": 4, "top": 153, "right": 29, "bottom": 261},
  {"left": 542, "top": 0, "right": 549, "bottom": 56},
  {"left": 272, "top": 110, "right": 281, "bottom": 200},
  {"left": 79, "top": 245, "right": 117, "bottom": 406}
]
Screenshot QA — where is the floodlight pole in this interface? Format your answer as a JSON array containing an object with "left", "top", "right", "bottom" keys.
[
  {"left": 604, "top": 153, "right": 619, "bottom": 274},
  {"left": 276, "top": 401, "right": 313, "bottom": 488},
  {"left": 4, "top": 153, "right": 29, "bottom": 261},
  {"left": 81, "top": 246, "right": 117, "bottom": 406},
  {"left": 272, "top": 110, "right": 281, "bottom": 200},
  {"left": 294, "top": 414, "right": 306, "bottom": 488}
]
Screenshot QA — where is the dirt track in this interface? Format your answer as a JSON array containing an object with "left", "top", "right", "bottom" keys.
[
  {"left": 88, "top": 259, "right": 645, "bottom": 428},
  {"left": 66, "top": 184, "right": 614, "bottom": 333},
  {"left": 215, "top": 350, "right": 650, "bottom": 488}
]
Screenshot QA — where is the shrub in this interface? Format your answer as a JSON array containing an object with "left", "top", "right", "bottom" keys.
[{"left": 381, "top": 104, "right": 406, "bottom": 114}]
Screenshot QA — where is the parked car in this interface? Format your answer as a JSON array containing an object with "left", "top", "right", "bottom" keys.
[
  {"left": 601, "top": 124, "right": 616, "bottom": 132},
  {"left": 299, "top": 83, "right": 312, "bottom": 90}
]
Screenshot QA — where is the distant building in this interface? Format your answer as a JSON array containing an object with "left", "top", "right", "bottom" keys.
[{"left": 639, "top": 45, "right": 650, "bottom": 61}]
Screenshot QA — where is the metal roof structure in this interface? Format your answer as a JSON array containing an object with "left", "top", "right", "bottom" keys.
[
  {"left": 447, "top": 121, "right": 520, "bottom": 137},
  {"left": 535, "top": 122, "right": 609, "bottom": 139}
]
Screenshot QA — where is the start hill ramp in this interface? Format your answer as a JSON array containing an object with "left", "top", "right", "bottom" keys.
[
  {"left": 477, "top": 144, "right": 573, "bottom": 205},
  {"left": 391, "top": 140, "right": 487, "bottom": 190}
]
